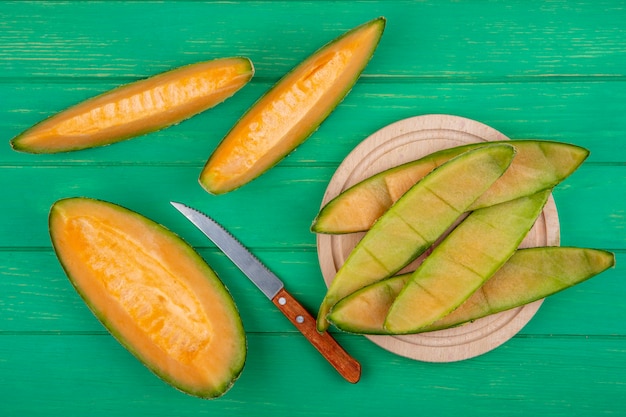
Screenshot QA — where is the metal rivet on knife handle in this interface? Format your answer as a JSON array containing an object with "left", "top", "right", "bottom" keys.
[{"left": 271, "top": 288, "right": 361, "bottom": 384}]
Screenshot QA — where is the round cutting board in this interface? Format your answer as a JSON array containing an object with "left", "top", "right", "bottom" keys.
[{"left": 316, "top": 114, "right": 560, "bottom": 362}]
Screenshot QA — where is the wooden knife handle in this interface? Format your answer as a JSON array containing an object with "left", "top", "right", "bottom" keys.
[{"left": 271, "top": 287, "right": 361, "bottom": 383}]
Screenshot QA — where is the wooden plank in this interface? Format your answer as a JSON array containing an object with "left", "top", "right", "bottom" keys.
[
  {"left": 1, "top": 333, "right": 624, "bottom": 416},
  {"left": 0, "top": 164, "right": 622, "bottom": 249},
  {"left": 0, "top": 164, "right": 326, "bottom": 248},
  {"left": 3, "top": 81, "right": 626, "bottom": 165},
  {"left": 0, "top": 249, "right": 328, "bottom": 333},
  {"left": 1, "top": 250, "right": 622, "bottom": 335},
  {"left": 1, "top": 1, "right": 625, "bottom": 79}
]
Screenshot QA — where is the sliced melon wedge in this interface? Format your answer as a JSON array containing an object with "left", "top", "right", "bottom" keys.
[
  {"left": 312, "top": 140, "right": 589, "bottom": 234},
  {"left": 328, "top": 247, "right": 615, "bottom": 334},
  {"left": 316, "top": 144, "right": 516, "bottom": 331},
  {"left": 199, "top": 17, "right": 386, "bottom": 194},
  {"left": 49, "top": 197, "right": 246, "bottom": 398},
  {"left": 11, "top": 57, "right": 254, "bottom": 153}
]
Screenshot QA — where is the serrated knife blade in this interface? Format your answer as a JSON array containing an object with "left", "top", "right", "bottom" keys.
[
  {"left": 171, "top": 202, "right": 283, "bottom": 299},
  {"left": 171, "top": 201, "right": 361, "bottom": 383}
]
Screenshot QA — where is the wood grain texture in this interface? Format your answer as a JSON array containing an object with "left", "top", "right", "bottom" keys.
[
  {"left": 3, "top": 81, "right": 626, "bottom": 164},
  {"left": 1, "top": 1, "right": 625, "bottom": 79},
  {"left": 0, "top": 1, "right": 624, "bottom": 415},
  {"left": 271, "top": 288, "right": 361, "bottom": 383},
  {"left": 1, "top": 334, "right": 625, "bottom": 417}
]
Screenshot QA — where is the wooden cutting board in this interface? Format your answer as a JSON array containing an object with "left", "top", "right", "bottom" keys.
[{"left": 316, "top": 114, "right": 560, "bottom": 362}]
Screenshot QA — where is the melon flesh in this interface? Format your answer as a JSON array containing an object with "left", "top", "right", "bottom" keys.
[
  {"left": 316, "top": 144, "right": 516, "bottom": 331},
  {"left": 328, "top": 247, "right": 615, "bottom": 334},
  {"left": 311, "top": 140, "right": 588, "bottom": 234},
  {"left": 11, "top": 57, "right": 254, "bottom": 153},
  {"left": 384, "top": 190, "right": 551, "bottom": 333},
  {"left": 49, "top": 197, "right": 246, "bottom": 398},
  {"left": 200, "top": 17, "right": 386, "bottom": 194}
]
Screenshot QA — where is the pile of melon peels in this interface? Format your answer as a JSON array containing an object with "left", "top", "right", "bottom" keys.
[{"left": 313, "top": 141, "right": 615, "bottom": 334}]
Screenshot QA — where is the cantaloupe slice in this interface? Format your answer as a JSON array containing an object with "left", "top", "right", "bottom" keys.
[
  {"left": 384, "top": 191, "right": 551, "bottom": 333},
  {"left": 49, "top": 197, "right": 246, "bottom": 398},
  {"left": 199, "top": 17, "right": 386, "bottom": 194},
  {"left": 316, "top": 144, "right": 516, "bottom": 331},
  {"left": 328, "top": 247, "right": 615, "bottom": 334},
  {"left": 11, "top": 57, "right": 254, "bottom": 153},
  {"left": 312, "top": 140, "right": 589, "bottom": 234}
]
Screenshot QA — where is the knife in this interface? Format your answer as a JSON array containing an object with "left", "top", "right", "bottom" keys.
[{"left": 171, "top": 202, "right": 361, "bottom": 383}]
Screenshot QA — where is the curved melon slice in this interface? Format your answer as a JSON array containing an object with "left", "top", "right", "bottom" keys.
[
  {"left": 49, "top": 197, "right": 246, "bottom": 398},
  {"left": 312, "top": 140, "right": 589, "bottom": 234},
  {"left": 11, "top": 57, "right": 254, "bottom": 153},
  {"left": 328, "top": 247, "right": 615, "bottom": 334},
  {"left": 199, "top": 17, "right": 386, "bottom": 194},
  {"left": 316, "top": 144, "right": 516, "bottom": 331}
]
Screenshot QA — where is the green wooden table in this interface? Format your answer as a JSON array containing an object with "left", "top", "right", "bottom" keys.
[{"left": 2, "top": 1, "right": 625, "bottom": 416}]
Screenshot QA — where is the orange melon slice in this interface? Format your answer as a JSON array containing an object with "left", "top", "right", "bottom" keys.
[
  {"left": 11, "top": 57, "right": 254, "bottom": 153},
  {"left": 199, "top": 17, "right": 386, "bottom": 194},
  {"left": 49, "top": 197, "right": 246, "bottom": 398}
]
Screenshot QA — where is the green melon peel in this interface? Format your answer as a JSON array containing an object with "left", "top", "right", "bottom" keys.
[
  {"left": 384, "top": 190, "right": 551, "bottom": 334},
  {"left": 312, "top": 140, "right": 588, "bottom": 234},
  {"left": 316, "top": 143, "right": 516, "bottom": 331},
  {"left": 328, "top": 247, "right": 615, "bottom": 335}
]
